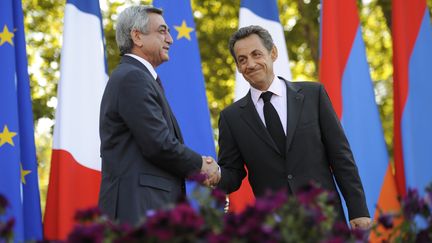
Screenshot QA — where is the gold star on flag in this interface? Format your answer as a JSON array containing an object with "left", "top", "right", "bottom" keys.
[
  {"left": 174, "top": 20, "right": 194, "bottom": 40},
  {"left": 0, "top": 125, "right": 17, "bottom": 147},
  {"left": 20, "top": 163, "right": 31, "bottom": 184},
  {"left": 0, "top": 25, "right": 14, "bottom": 46}
]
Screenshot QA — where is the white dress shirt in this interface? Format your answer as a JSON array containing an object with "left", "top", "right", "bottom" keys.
[
  {"left": 125, "top": 53, "right": 158, "bottom": 80},
  {"left": 250, "top": 76, "right": 287, "bottom": 135}
]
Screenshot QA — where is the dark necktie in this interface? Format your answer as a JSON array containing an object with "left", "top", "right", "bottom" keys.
[
  {"left": 155, "top": 76, "right": 164, "bottom": 92},
  {"left": 260, "top": 91, "right": 286, "bottom": 156}
]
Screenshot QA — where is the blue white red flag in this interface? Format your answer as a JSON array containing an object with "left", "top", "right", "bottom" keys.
[{"left": 44, "top": 0, "right": 107, "bottom": 240}]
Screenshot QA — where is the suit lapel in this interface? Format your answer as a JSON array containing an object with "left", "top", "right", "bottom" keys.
[
  {"left": 121, "top": 55, "right": 184, "bottom": 143},
  {"left": 240, "top": 92, "right": 281, "bottom": 155},
  {"left": 281, "top": 77, "right": 304, "bottom": 151}
]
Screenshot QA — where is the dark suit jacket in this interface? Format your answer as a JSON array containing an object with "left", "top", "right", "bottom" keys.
[
  {"left": 98, "top": 55, "right": 202, "bottom": 224},
  {"left": 217, "top": 77, "right": 369, "bottom": 221}
]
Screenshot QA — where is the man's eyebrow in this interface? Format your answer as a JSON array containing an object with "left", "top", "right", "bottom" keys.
[{"left": 159, "top": 24, "right": 169, "bottom": 32}]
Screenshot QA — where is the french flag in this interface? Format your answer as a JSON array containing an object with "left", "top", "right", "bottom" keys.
[
  {"left": 231, "top": 0, "right": 292, "bottom": 212},
  {"left": 43, "top": 0, "right": 107, "bottom": 240},
  {"left": 319, "top": 0, "right": 399, "bottom": 236},
  {"left": 393, "top": 0, "right": 432, "bottom": 197}
]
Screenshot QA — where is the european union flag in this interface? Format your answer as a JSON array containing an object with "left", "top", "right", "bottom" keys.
[
  {"left": 152, "top": 0, "right": 216, "bottom": 192},
  {"left": 0, "top": 0, "right": 43, "bottom": 241}
]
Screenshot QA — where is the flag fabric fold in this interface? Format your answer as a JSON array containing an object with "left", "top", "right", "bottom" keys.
[
  {"left": 0, "top": 0, "right": 43, "bottom": 241},
  {"left": 230, "top": 0, "right": 292, "bottom": 213},
  {"left": 43, "top": 0, "right": 107, "bottom": 240},
  {"left": 152, "top": 0, "right": 216, "bottom": 197},
  {"left": 393, "top": 0, "right": 432, "bottom": 197},
  {"left": 319, "top": 0, "right": 399, "bottom": 235}
]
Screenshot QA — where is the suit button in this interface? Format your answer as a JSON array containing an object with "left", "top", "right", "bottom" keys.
[{"left": 287, "top": 174, "right": 293, "bottom": 180}]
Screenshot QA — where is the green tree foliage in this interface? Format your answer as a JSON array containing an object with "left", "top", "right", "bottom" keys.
[
  {"left": 23, "top": 0, "right": 63, "bottom": 122},
  {"left": 192, "top": 0, "right": 239, "bottom": 132},
  {"left": 279, "top": 0, "right": 320, "bottom": 81}
]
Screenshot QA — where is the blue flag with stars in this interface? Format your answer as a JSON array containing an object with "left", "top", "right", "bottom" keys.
[
  {"left": 152, "top": 0, "right": 216, "bottom": 196},
  {"left": 0, "top": 0, "right": 43, "bottom": 241}
]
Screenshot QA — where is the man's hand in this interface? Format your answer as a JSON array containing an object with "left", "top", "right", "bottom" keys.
[
  {"left": 201, "top": 156, "right": 221, "bottom": 187},
  {"left": 349, "top": 217, "right": 371, "bottom": 230}
]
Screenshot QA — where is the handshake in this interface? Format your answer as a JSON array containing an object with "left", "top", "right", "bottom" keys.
[{"left": 201, "top": 156, "right": 221, "bottom": 187}]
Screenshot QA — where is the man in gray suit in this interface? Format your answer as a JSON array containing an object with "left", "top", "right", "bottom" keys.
[
  {"left": 215, "top": 25, "right": 371, "bottom": 230},
  {"left": 99, "top": 5, "right": 219, "bottom": 225}
]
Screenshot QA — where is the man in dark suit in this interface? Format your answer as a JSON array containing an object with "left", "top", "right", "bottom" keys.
[
  {"left": 98, "top": 5, "right": 219, "bottom": 225},
  {"left": 216, "top": 25, "right": 371, "bottom": 229}
]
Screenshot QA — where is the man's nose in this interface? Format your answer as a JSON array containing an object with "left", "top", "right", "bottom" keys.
[
  {"left": 246, "top": 59, "right": 256, "bottom": 69},
  {"left": 166, "top": 32, "right": 173, "bottom": 45}
]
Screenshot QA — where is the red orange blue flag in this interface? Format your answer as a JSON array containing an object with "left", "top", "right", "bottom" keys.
[
  {"left": 393, "top": 0, "right": 432, "bottom": 197},
  {"left": 319, "top": 0, "right": 399, "bottom": 236}
]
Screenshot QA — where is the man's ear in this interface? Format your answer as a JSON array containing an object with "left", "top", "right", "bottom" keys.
[
  {"left": 271, "top": 45, "right": 278, "bottom": 61},
  {"left": 130, "top": 29, "right": 142, "bottom": 47}
]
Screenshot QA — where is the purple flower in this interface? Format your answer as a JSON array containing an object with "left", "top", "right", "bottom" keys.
[
  {"left": 187, "top": 171, "right": 207, "bottom": 184},
  {"left": 67, "top": 223, "right": 105, "bottom": 243},
  {"left": 331, "top": 222, "right": 351, "bottom": 236},
  {"left": 107, "top": 221, "right": 132, "bottom": 236},
  {"left": 377, "top": 214, "right": 394, "bottom": 229},
  {"left": 114, "top": 225, "right": 146, "bottom": 243},
  {"left": 296, "top": 184, "right": 325, "bottom": 205},
  {"left": 207, "top": 233, "right": 231, "bottom": 243},
  {"left": 145, "top": 203, "right": 204, "bottom": 241},
  {"left": 350, "top": 227, "right": 368, "bottom": 241},
  {"left": 0, "top": 218, "right": 14, "bottom": 239},
  {"left": 221, "top": 207, "right": 280, "bottom": 242},
  {"left": 74, "top": 207, "right": 103, "bottom": 223},
  {"left": 322, "top": 236, "right": 345, "bottom": 243},
  {"left": 402, "top": 188, "right": 426, "bottom": 220},
  {"left": 305, "top": 206, "right": 327, "bottom": 225},
  {"left": 415, "top": 229, "right": 432, "bottom": 243},
  {"left": 145, "top": 210, "right": 173, "bottom": 240},
  {"left": 211, "top": 188, "right": 226, "bottom": 207},
  {"left": 0, "top": 194, "right": 9, "bottom": 214},
  {"left": 251, "top": 189, "right": 288, "bottom": 215}
]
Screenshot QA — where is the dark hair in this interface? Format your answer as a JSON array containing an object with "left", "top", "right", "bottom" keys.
[{"left": 228, "top": 25, "right": 274, "bottom": 63}]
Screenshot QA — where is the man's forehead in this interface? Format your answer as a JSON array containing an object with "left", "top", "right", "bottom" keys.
[
  {"left": 235, "top": 38, "right": 265, "bottom": 54},
  {"left": 148, "top": 13, "right": 167, "bottom": 27}
]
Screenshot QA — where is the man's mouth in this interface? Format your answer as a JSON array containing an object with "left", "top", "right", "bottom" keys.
[{"left": 247, "top": 69, "right": 261, "bottom": 75}]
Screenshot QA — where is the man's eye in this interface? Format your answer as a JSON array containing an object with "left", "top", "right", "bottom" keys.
[{"left": 159, "top": 29, "right": 167, "bottom": 34}]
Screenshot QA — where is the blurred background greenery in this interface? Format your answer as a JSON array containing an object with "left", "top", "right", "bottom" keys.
[{"left": 22, "top": 0, "right": 432, "bottom": 215}]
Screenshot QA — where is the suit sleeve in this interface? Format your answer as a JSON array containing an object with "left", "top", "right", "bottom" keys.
[
  {"left": 118, "top": 70, "right": 202, "bottom": 178},
  {"left": 216, "top": 111, "right": 247, "bottom": 193},
  {"left": 318, "top": 84, "right": 369, "bottom": 219}
]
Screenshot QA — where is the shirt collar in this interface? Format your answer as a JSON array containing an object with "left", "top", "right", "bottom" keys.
[
  {"left": 250, "top": 76, "right": 284, "bottom": 105},
  {"left": 125, "top": 53, "right": 158, "bottom": 80}
]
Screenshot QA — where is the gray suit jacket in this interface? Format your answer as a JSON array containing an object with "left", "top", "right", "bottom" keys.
[
  {"left": 98, "top": 56, "right": 202, "bottom": 224},
  {"left": 217, "top": 78, "right": 369, "bottom": 221}
]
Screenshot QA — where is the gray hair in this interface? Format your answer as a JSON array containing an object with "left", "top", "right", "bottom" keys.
[
  {"left": 115, "top": 5, "right": 163, "bottom": 55},
  {"left": 228, "top": 25, "right": 275, "bottom": 63}
]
